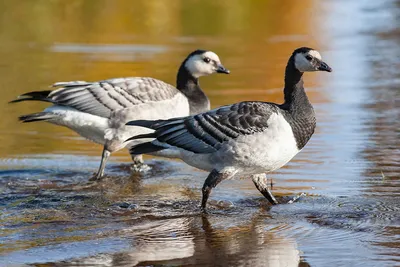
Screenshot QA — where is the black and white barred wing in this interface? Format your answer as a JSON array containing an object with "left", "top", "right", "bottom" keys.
[
  {"left": 127, "top": 101, "right": 277, "bottom": 155},
  {"left": 13, "top": 77, "right": 179, "bottom": 118}
]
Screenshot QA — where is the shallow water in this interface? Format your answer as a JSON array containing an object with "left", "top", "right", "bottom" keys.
[{"left": 0, "top": 0, "right": 399, "bottom": 266}]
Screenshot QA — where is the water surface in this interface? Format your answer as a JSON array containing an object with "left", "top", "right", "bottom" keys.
[{"left": 0, "top": 0, "right": 399, "bottom": 266}]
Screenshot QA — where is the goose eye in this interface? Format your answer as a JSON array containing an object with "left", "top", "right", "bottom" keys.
[
  {"left": 305, "top": 55, "right": 313, "bottom": 61},
  {"left": 203, "top": 57, "right": 211, "bottom": 63}
]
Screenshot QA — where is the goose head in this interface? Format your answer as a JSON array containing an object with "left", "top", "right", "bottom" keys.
[
  {"left": 293, "top": 47, "right": 332, "bottom": 73},
  {"left": 184, "top": 50, "right": 230, "bottom": 78}
]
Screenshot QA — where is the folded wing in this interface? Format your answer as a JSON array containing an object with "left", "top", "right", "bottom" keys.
[
  {"left": 127, "top": 101, "right": 278, "bottom": 155},
  {"left": 11, "top": 78, "right": 179, "bottom": 118}
]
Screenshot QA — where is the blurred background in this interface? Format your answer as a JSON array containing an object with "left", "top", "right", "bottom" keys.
[
  {"left": 0, "top": 0, "right": 328, "bottom": 157},
  {"left": 0, "top": 0, "right": 399, "bottom": 266}
]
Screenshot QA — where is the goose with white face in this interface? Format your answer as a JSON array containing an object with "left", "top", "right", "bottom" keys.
[
  {"left": 294, "top": 49, "right": 332, "bottom": 73},
  {"left": 184, "top": 51, "right": 230, "bottom": 78}
]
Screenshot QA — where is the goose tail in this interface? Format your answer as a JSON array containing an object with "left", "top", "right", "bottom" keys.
[
  {"left": 9, "top": 90, "right": 53, "bottom": 104},
  {"left": 19, "top": 112, "right": 55, "bottom": 123}
]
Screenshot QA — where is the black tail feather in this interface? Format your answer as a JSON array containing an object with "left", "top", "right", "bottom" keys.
[
  {"left": 19, "top": 112, "right": 54, "bottom": 123},
  {"left": 9, "top": 90, "right": 53, "bottom": 104},
  {"left": 20, "top": 90, "right": 52, "bottom": 98},
  {"left": 125, "top": 132, "right": 156, "bottom": 143},
  {"left": 126, "top": 119, "right": 164, "bottom": 128},
  {"left": 9, "top": 98, "right": 53, "bottom": 104},
  {"left": 126, "top": 117, "right": 186, "bottom": 129},
  {"left": 129, "top": 142, "right": 165, "bottom": 155}
]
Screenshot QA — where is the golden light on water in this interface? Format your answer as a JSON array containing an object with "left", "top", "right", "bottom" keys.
[{"left": 0, "top": 0, "right": 326, "bottom": 158}]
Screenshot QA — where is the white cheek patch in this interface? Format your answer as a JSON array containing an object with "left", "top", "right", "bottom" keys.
[
  {"left": 184, "top": 54, "right": 215, "bottom": 78},
  {"left": 294, "top": 53, "right": 315, "bottom": 72}
]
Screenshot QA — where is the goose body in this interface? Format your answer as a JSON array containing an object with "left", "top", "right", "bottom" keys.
[
  {"left": 127, "top": 47, "right": 331, "bottom": 210},
  {"left": 36, "top": 79, "right": 190, "bottom": 150},
  {"left": 11, "top": 50, "right": 229, "bottom": 180},
  {"left": 181, "top": 108, "right": 301, "bottom": 174},
  {"left": 142, "top": 103, "right": 303, "bottom": 175}
]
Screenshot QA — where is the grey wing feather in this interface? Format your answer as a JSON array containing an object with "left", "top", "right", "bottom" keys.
[
  {"left": 47, "top": 77, "right": 179, "bottom": 118},
  {"left": 52, "top": 81, "right": 91, "bottom": 87},
  {"left": 129, "top": 101, "right": 278, "bottom": 154}
]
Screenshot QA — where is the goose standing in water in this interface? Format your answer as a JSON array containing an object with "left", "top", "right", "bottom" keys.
[
  {"left": 11, "top": 50, "right": 229, "bottom": 180},
  {"left": 126, "top": 47, "right": 332, "bottom": 210}
]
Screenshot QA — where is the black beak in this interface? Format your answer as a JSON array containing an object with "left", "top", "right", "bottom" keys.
[
  {"left": 216, "top": 64, "right": 230, "bottom": 74},
  {"left": 318, "top": 61, "right": 332, "bottom": 72}
]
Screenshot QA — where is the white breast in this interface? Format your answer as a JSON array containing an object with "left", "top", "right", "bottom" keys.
[
  {"left": 213, "top": 112, "right": 300, "bottom": 175},
  {"left": 158, "top": 112, "right": 300, "bottom": 176}
]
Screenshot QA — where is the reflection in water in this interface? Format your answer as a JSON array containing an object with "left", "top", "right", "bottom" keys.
[
  {"left": 322, "top": 0, "right": 400, "bottom": 265},
  {"left": 0, "top": 0, "right": 399, "bottom": 266},
  {"left": 196, "top": 215, "right": 304, "bottom": 267},
  {"left": 36, "top": 215, "right": 307, "bottom": 267},
  {"left": 359, "top": 0, "right": 400, "bottom": 259},
  {"left": 361, "top": 4, "right": 400, "bottom": 183},
  {"left": 0, "top": 0, "right": 323, "bottom": 158},
  {"left": 62, "top": 218, "right": 196, "bottom": 266}
]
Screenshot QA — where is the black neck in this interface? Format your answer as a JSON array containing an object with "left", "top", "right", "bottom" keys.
[
  {"left": 282, "top": 56, "right": 313, "bottom": 116},
  {"left": 176, "top": 65, "right": 210, "bottom": 115},
  {"left": 281, "top": 55, "right": 316, "bottom": 150}
]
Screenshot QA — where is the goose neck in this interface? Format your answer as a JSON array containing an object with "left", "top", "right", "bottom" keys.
[
  {"left": 176, "top": 65, "right": 210, "bottom": 115},
  {"left": 283, "top": 59, "right": 312, "bottom": 115}
]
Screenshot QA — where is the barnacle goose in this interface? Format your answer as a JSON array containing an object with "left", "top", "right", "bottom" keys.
[
  {"left": 11, "top": 50, "right": 229, "bottom": 180},
  {"left": 126, "top": 47, "right": 332, "bottom": 210}
]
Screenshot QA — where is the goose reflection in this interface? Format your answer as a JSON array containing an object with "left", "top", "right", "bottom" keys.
[
  {"left": 55, "top": 217, "right": 195, "bottom": 266},
  {"left": 57, "top": 213, "right": 309, "bottom": 267},
  {"left": 195, "top": 214, "right": 309, "bottom": 267}
]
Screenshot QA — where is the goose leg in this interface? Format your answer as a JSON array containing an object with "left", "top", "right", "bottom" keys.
[
  {"left": 251, "top": 174, "right": 279, "bottom": 205},
  {"left": 130, "top": 154, "right": 151, "bottom": 172},
  {"left": 132, "top": 154, "right": 144, "bottom": 165},
  {"left": 201, "top": 169, "right": 231, "bottom": 212},
  {"left": 90, "top": 147, "right": 111, "bottom": 181}
]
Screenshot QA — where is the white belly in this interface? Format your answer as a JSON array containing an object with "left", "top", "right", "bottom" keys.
[
  {"left": 44, "top": 105, "right": 109, "bottom": 145},
  {"left": 163, "top": 112, "right": 300, "bottom": 176}
]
